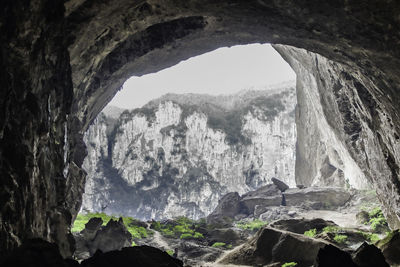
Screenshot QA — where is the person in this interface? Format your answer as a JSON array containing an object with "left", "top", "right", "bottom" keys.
[{"left": 172, "top": 248, "right": 178, "bottom": 259}]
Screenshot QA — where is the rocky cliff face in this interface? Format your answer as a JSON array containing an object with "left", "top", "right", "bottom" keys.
[{"left": 82, "top": 87, "right": 296, "bottom": 220}]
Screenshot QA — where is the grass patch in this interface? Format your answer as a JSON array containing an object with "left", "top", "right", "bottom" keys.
[
  {"left": 304, "top": 228, "right": 317, "bottom": 238},
  {"left": 236, "top": 219, "right": 268, "bottom": 231},
  {"left": 72, "top": 213, "right": 152, "bottom": 240},
  {"left": 180, "top": 233, "right": 193, "bottom": 239},
  {"left": 282, "top": 263, "right": 297, "bottom": 267},
  {"left": 322, "top": 226, "right": 341, "bottom": 233}
]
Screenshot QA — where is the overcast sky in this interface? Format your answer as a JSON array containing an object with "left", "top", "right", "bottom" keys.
[{"left": 108, "top": 43, "right": 295, "bottom": 109}]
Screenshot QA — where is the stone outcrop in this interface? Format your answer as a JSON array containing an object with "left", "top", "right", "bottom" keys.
[
  {"left": 82, "top": 89, "right": 297, "bottom": 220},
  {"left": 220, "top": 226, "right": 328, "bottom": 266},
  {"left": 352, "top": 242, "right": 389, "bottom": 267},
  {"left": 74, "top": 218, "right": 132, "bottom": 260},
  {"left": 2, "top": 0, "right": 400, "bottom": 258}
]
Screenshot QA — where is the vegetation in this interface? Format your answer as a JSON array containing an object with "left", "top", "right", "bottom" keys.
[
  {"left": 180, "top": 233, "right": 193, "bottom": 239},
  {"left": 166, "top": 249, "right": 174, "bottom": 256},
  {"left": 322, "top": 226, "right": 341, "bottom": 233},
  {"left": 367, "top": 207, "right": 388, "bottom": 231},
  {"left": 333, "top": 234, "right": 348, "bottom": 244},
  {"left": 72, "top": 213, "right": 153, "bottom": 240},
  {"left": 211, "top": 242, "right": 226, "bottom": 248},
  {"left": 304, "top": 228, "right": 317, "bottom": 238},
  {"left": 151, "top": 216, "right": 204, "bottom": 240},
  {"left": 236, "top": 219, "right": 268, "bottom": 231},
  {"left": 359, "top": 231, "right": 380, "bottom": 243},
  {"left": 282, "top": 262, "right": 297, "bottom": 267}
]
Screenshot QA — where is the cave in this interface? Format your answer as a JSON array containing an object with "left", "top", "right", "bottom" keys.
[{"left": 1, "top": 0, "right": 400, "bottom": 264}]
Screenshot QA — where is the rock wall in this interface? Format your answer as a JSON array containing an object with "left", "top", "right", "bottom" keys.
[
  {"left": 275, "top": 45, "right": 400, "bottom": 228},
  {"left": 82, "top": 88, "right": 296, "bottom": 220}
]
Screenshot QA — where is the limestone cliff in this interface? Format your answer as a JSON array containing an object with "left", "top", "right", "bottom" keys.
[{"left": 82, "top": 86, "right": 296, "bottom": 220}]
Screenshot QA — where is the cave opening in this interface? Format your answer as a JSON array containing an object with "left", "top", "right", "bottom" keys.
[
  {"left": 73, "top": 44, "right": 384, "bottom": 265},
  {"left": 1, "top": 1, "right": 400, "bottom": 266}
]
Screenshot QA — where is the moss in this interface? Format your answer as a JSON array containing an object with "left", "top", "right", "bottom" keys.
[
  {"left": 322, "top": 226, "right": 341, "bottom": 233},
  {"left": 304, "top": 228, "right": 317, "bottom": 238},
  {"left": 180, "top": 233, "right": 193, "bottom": 239},
  {"left": 333, "top": 234, "right": 348, "bottom": 244},
  {"left": 166, "top": 249, "right": 174, "bottom": 256},
  {"left": 211, "top": 242, "right": 226, "bottom": 248},
  {"left": 236, "top": 219, "right": 268, "bottom": 231},
  {"left": 282, "top": 263, "right": 297, "bottom": 267},
  {"left": 193, "top": 232, "right": 204, "bottom": 239}
]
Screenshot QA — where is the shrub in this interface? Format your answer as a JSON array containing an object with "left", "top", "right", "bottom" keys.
[
  {"left": 304, "top": 228, "right": 317, "bottom": 238},
  {"left": 334, "top": 234, "right": 348, "bottom": 244},
  {"left": 211, "top": 242, "right": 226, "bottom": 248},
  {"left": 282, "top": 263, "right": 297, "bottom": 267},
  {"left": 180, "top": 233, "right": 193, "bottom": 239},
  {"left": 161, "top": 228, "right": 175, "bottom": 237},
  {"left": 132, "top": 241, "right": 136, "bottom": 246},
  {"left": 166, "top": 250, "right": 174, "bottom": 256},
  {"left": 367, "top": 207, "right": 388, "bottom": 231}
]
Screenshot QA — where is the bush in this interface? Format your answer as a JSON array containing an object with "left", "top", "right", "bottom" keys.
[
  {"left": 304, "top": 228, "right": 317, "bottom": 238},
  {"left": 367, "top": 207, "right": 388, "bottom": 231},
  {"left": 211, "top": 242, "right": 226, "bottom": 248},
  {"left": 161, "top": 228, "right": 175, "bottom": 237},
  {"left": 334, "top": 234, "right": 348, "bottom": 244},
  {"left": 282, "top": 263, "right": 297, "bottom": 267},
  {"left": 180, "top": 233, "right": 193, "bottom": 239}
]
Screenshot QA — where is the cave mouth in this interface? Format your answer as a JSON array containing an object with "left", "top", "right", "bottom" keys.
[
  {"left": 81, "top": 43, "right": 298, "bottom": 221},
  {"left": 72, "top": 44, "right": 385, "bottom": 264},
  {"left": 2, "top": 1, "right": 400, "bottom": 265}
]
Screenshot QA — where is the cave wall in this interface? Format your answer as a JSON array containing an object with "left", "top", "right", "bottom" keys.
[
  {"left": 1, "top": 0, "right": 400, "bottom": 257},
  {"left": 275, "top": 45, "right": 400, "bottom": 228}
]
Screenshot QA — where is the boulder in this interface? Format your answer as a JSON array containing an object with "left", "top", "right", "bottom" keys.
[
  {"left": 352, "top": 242, "right": 389, "bottom": 267},
  {"left": 314, "top": 244, "right": 357, "bottom": 267},
  {"left": 284, "top": 187, "right": 351, "bottom": 210},
  {"left": 256, "top": 206, "right": 293, "bottom": 221},
  {"left": 81, "top": 245, "right": 183, "bottom": 267},
  {"left": 240, "top": 195, "right": 283, "bottom": 215},
  {"left": 376, "top": 230, "right": 400, "bottom": 266},
  {"left": 89, "top": 219, "right": 132, "bottom": 255},
  {"left": 356, "top": 210, "right": 370, "bottom": 225},
  {"left": 270, "top": 218, "right": 337, "bottom": 234},
  {"left": 241, "top": 184, "right": 281, "bottom": 198},
  {"left": 220, "top": 226, "right": 328, "bottom": 266},
  {"left": 207, "top": 192, "right": 244, "bottom": 225},
  {"left": 271, "top": 177, "right": 289, "bottom": 192}
]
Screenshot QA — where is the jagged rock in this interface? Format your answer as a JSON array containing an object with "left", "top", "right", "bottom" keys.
[
  {"left": 220, "top": 226, "right": 328, "bottom": 266},
  {"left": 178, "top": 241, "right": 223, "bottom": 264},
  {"left": 284, "top": 187, "right": 351, "bottom": 210},
  {"left": 82, "top": 217, "right": 103, "bottom": 241},
  {"left": 257, "top": 207, "right": 293, "bottom": 222},
  {"left": 352, "top": 242, "right": 389, "bottom": 267},
  {"left": 0, "top": 239, "right": 79, "bottom": 267},
  {"left": 376, "top": 230, "right": 400, "bottom": 266},
  {"left": 89, "top": 219, "right": 132, "bottom": 255},
  {"left": 314, "top": 244, "right": 356, "bottom": 267},
  {"left": 81, "top": 245, "right": 183, "bottom": 267},
  {"left": 271, "top": 177, "right": 289, "bottom": 192},
  {"left": 270, "top": 218, "right": 337, "bottom": 234},
  {"left": 241, "top": 184, "right": 281, "bottom": 198}
]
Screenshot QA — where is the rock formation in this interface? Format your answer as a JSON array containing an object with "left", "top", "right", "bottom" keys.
[
  {"left": 82, "top": 88, "right": 297, "bottom": 220},
  {"left": 1, "top": 0, "right": 400, "bottom": 258}
]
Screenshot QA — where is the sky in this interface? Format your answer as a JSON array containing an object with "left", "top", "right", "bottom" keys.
[{"left": 108, "top": 43, "right": 296, "bottom": 109}]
